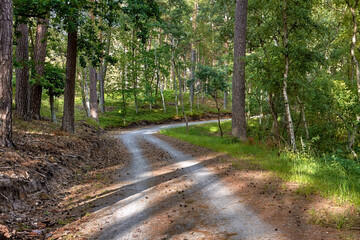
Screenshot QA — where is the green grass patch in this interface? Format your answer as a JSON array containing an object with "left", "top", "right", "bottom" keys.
[{"left": 161, "top": 120, "right": 360, "bottom": 207}]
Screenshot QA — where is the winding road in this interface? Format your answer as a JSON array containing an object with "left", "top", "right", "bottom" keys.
[{"left": 76, "top": 120, "right": 284, "bottom": 240}]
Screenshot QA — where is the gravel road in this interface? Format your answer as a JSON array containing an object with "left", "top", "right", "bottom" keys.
[{"left": 77, "top": 120, "right": 284, "bottom": 240}]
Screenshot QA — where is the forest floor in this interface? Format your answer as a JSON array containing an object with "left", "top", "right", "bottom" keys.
[
  {"left": 1, "top": 119, "right": 359, "bottom": 239},
  {"left": 0, "top": 118, "right": 128, "bottom": 239}
]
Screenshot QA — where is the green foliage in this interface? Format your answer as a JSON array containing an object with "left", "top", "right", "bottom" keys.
[
  {"left": 196, "top": 65, "right": 228, "bottom": 98},
  {"left": 43, "top": 64, "right": 65, "bottom": 97}
]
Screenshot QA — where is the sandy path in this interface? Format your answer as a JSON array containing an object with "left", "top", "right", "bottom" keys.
[{"left": 75, "top": 120, "right": 284, "bottom": 239}]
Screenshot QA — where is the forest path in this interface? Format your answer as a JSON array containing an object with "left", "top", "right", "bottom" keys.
[{"left": 76, "top": 120, "right": 284, "bottom": 240}]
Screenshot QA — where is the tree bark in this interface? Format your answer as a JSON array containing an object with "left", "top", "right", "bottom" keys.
[
  {"left": 89, "top": 64, "right": 98, "bottom": 121},
  {"left": 232, "top": 0, "right": 248, "bottom": 141},
  {"left": 98, "top": 26, "right": 112, "bottom": 114},
  {"left": 15, "top": 22, "right": 30, "bottom": 120},
  {"left": 174, "top": 61, "right": 189, "bottom": 132},
  {"left": 98, "top": 65, "right": 105, "bottom": 114},
  {"left": 49, "top": 91, "right": 57, "bottom": 123},
  {"left": 282, "top": 0, "right": 296, "bottom": 151},
  {"left": 61, "top": 29, "right": 78, "bottom": 133},
  {"left": 348, "top": 0, "right": 360, "bottom": 101},
  {"left": 171, "top": 41, "right": 179, "bottom": 116},
  {"left": 190, "top": 47, "right": 196, "bottom": 112},
  {"left": 190, "top": 1, "right": 198, "bottom": 112},
  {"left": 0, "top": 0, "right": 13, "bottom": 147},
  {"left": 29, "top": 17, "right": 49, "bottom": 120},
  {"left": 80, "top": 68, "right": 90, "bottom": 117},
  {"left": 296, "top": 96, "right": 309, "bottom": 140},
  {"left": 155, "top": 42, "right": 166, "bottom": 113}
]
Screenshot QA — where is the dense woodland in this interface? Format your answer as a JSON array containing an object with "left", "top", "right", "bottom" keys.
[{"left": 1, "top": 0, "right": 360, "bottom": 159}]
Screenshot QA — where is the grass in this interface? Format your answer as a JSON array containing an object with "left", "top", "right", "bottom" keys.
[{"left": 160, "top": 120, "right": 360, "bottom": 207}]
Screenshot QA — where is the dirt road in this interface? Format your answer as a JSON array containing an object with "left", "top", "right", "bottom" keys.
[{"left": 71, "top": 120, "right": 286, "bottom": 240}]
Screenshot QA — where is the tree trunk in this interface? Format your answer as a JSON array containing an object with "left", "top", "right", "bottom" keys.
[
  {"left": 98, "top": 26, "right": 112, "bottom": 114},
  {"left": 0, "top": 0, "right": 13, "bottom": 147},
  {"left": 98, "top": 65, "right": 105, "bottom": 114},
  {"left": 171, "top": 46, "right": 179, "bottom": 116},
  {"left": 190, "top": 48, "right": 196, "bottom": 112},
  {"left": 190, "top": 1, "right": 198, "bottom": 112},
  {"left": 297, "top": 96, "right": 309, "bottom": 140},
  {"left": 214, "top": 93, "right": 223, "bottom": 137},
  {"left": 174, "top": 61, "right": 189, "bottom": 132},
  {"left": 80, "top": 68, "right": 90, "bottom": 117},
  {"left": 29, "top": 17, "right": 49, "bottom": 120},
  {"left": 224, "top": 90, "right": 228, "bottom": 110},
  {"left": 282, "top": 0, "right": 296, "bottom": 151},
  {"left": 61, "top": 29, "right": 78, "bottom": 133},
  {"left": 346, "top": 0, "right": 360, "bottom": 101},
  {"left": 268, "top": 92, "right": 280, "bottom": 143},
  {"left": 89, "top": 65, "right": 98, "bottom": 121},
  {"left": 160, "top": 80, "right": 166, "bottom": 113},
  {"left": 132, "top": 32, "right": 139, "bottom": 114},
  {"left": 49, "top": 91, "right": 57, "bottom": 123},
  {"left": 15, "top": 22, "right": 29, "bottom": 120},
  {"left": 155, "top": 42, "right": 166, "bottom": 113},
  {"left": 231, "top": 0, "right": 248, "bottom": 141}
]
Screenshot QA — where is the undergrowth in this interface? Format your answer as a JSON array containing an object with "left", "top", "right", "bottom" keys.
[{"left": 39, "top": 90, "right": 230, "bottom": 129}]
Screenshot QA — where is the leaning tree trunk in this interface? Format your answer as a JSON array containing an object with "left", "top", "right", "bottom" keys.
[
  {"left": 15, "top": 22, "right": 30, "bottom": 120},
  {"left": 61, "top": 29, "right": 78, "bottom": 133},
  {"left": 232, "top": 0, "right": 248, "bottom": 141},
  {"left": 0, "top": 0, "right": 14, "bottom": 147},
  {"left": 29, "top": 17, "right": 49, "bottom": 120},
  {"left": 282, "top": 0, "right": 296, "bottom": 151},
  {"left": 89, "top": 65, "right": 98, "bottom": 121}
]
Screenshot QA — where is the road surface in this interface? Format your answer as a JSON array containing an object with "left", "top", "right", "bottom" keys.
[{"left": 76, "top": 120, "right": 284, "bottom": 240}]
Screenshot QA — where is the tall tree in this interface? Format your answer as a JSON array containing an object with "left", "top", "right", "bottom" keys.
[
  {"left": 61, "top": 1, "right": 79, "bottom": 133},
  {"left": 29, "top": 16, "right": 49, "bottom": 120},
  {"left": 61, "top": 28, "right": 78, "bottom": 133},
  {"left": 282, "top": 0, "right": 296, "bottom": 151},
  {"left": 189, "top": 0, "right": 198, "bottom": 112},
  {"left": 232, "top": 0, "right": 248, "bottom": 141},
  {"left": 15, "top": 21, "right": 30, "bottom": 120},
  {"left": 89, "top": 64, "right": 98, "bottom": 121},
  {"left": 0, "top": 0, "right": 14, "bottom": 147}
]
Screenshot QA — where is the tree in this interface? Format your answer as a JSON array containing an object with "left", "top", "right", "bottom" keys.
[
  {"left": 281, "top": 0, "right": 296, "bottom": 151},
  {"left": 43, "top": 64, "right": 65, "bottom": 123},
  {"left": 15, "top": 21, "right": 30, "bottom": 120},
  {"left": 29, "top": 16, "right": 49, "bottom": 120},
  {"left": 232, "top": 0, "right": 248, "bottom": 141},
  {"left": 61, "top": 28, "right": 78, "bottom": 133},
  {"left": 60, "top": 1, "right": 80, "bottom": 133},
  {"left": 89, "top": 63, "right": 98, "bottom": 121},
  {"left": 196, "top": 65, "right": 228, "bottom": 137},
  {"left": 0, "top": 0, "right": 14, "bottom": 147}
]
